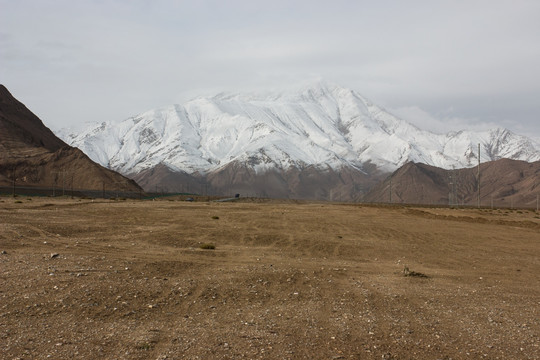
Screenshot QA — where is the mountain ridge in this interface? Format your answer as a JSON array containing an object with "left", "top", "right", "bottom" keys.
[
  {"left": 0, "top": 84, "right": 143, "bottom": 194},
  {"left": 60, "top": 82, "right": 540, "bottom": 179},
  {"left": 58, "top": 82, "right": 540, "bottom": 199}
]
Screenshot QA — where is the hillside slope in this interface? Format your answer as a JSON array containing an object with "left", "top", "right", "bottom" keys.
[
  {"left": 0, "top": 85, "right": 142, "bottom": 194},
  {"left": 364, "top": 159, "right": 540, "bottom": 208}
]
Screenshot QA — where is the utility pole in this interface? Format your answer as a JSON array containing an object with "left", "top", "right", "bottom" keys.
[
  {"left": 389, "top": 177, "right": 392, "bottom": 203},
  {"left": 11, "top": 165, "right": 16, "bottom": 196},
  {"left": 113, "top": 180, "right": 127, "bottom": 199},
  {"left": 536, "top": 178, "right": 539, "bottom": 212},
  {"left": 52, "top": 169, "right": 67, "bottom": 197},
  {"left": 52, "top": 171, "right": 58, "bottom": 197},
  {"left": 454, "top": 169, "right": 459, "bottom": 208},
  {"left": 448, "top": 170, "right": 456, "bottom": 206},
  {"left": 477, "top": 143, "right": 481, "bottom": 208},
  {"left": 448, "top": 173, "right": 453, "bottom": 206}
]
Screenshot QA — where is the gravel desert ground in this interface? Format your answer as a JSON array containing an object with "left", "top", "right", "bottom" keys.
[{"left": 1, "top": 196, "right": 539, "bottom": 359}]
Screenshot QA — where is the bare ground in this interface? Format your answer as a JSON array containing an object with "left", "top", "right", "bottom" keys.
[{"left": 1, "top": 196, "right": 539, "bottom": 359}]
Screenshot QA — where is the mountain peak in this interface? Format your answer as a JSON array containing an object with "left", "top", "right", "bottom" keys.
[
  {"left": 208, "top": 80, "right": 358, "bottom": 105},
  {"left": 59, "top": 83, "right": 540, "bottom": 177}
]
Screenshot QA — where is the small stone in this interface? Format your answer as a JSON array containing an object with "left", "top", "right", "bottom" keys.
[
  {"left": 1, "top": 250, "right": 7, "bottom": 255},
  {"left": 50, "top": 253, "right": 59, "bottom": 259}
]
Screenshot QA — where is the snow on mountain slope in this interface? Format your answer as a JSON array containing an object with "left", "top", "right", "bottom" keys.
[{"left": 59, "top": 82, "right": 540, "bottom": 176}]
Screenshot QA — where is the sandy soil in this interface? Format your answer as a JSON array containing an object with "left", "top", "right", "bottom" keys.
[{"left": 1, "top": 196, "right": 539, "bottom": 359}]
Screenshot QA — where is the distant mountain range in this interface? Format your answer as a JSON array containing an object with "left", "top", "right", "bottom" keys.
[
  {"left": 0, "top": 85, "right": 142, "bottom": 195},
  {"left": 59, "top": 82, "right": 540, "bottom": 200}
]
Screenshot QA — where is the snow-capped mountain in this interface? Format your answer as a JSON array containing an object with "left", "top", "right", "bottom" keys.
[{"left": 60, "top": 81, "right": 540, "bottom": 180}]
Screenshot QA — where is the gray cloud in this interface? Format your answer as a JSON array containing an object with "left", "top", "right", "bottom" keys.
[{"left": 1, "top": 0, "right": 539, "bottom": 137}]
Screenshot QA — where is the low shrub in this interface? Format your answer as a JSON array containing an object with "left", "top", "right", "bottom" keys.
[
  {"left": 136, "top": 342, "right": 154, "bottom": 350},
  {"left": 403, "top": 266, "right": 428, "bottom": 278}
]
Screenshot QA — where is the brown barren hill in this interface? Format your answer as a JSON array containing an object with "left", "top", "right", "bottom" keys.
[
  {"left": 132, "top": 160, "right": 385, "bottom": 200},
  {"left": 0, "top": 85, "right": 67, "bottom": 153},
  {"left": 365, "top": 160, "right": 540, "bottom": 208},
  {"left": 0, "top": 85, "right": 142, "bottom": 194}
]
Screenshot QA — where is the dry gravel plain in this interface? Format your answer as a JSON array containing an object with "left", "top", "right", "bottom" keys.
[{"left": 1, "top": 196, "right": 540, "bottom": 359}]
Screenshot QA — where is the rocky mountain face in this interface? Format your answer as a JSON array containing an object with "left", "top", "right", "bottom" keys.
[
  {"left": 364, "top": 159, "right": 540, "bottom": 208},
  {"left": 60, "top": 82, "right": 540, "bottom": 200},
  {"left": 0, "top": 85, "right": 142, "bottom": 195}
]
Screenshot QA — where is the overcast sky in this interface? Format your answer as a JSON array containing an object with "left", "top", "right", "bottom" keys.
[{"left": 1, "top": 0, "right": 539, "bottom": 138}]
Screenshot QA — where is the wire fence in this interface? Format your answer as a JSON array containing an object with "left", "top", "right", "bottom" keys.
[
  {"left": 0, "top": 185, "right": 144, "bottom": 199},
  {"left": 1, "top": 185, "right": 538, "bottom": 210}
]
